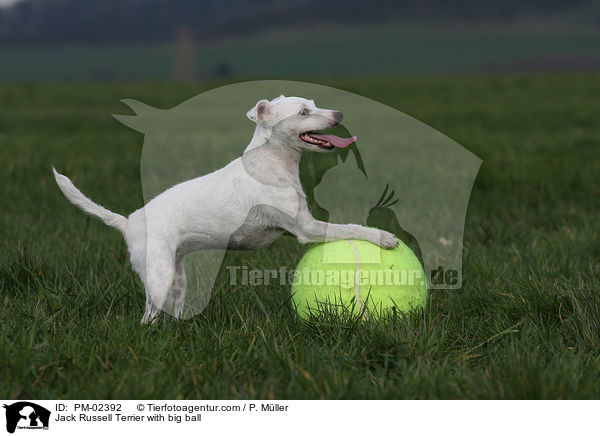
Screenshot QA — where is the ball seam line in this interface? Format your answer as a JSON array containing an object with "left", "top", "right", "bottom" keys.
[{"left": 347, "top": 240, "right": 368, "bottom": 320}]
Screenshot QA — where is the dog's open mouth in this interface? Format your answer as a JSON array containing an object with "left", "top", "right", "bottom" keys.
[{"left": 299, "top": 131, "right": 357, "bottom": 150}]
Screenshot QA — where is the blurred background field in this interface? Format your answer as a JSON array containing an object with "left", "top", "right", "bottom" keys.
[
  {"left": 1, "top": 0, "right": 600, "bottom": 399},
  {"left": 1, "top": 0, "right": 600, "bottom": 80},
  {"left": 2, "top": 25, "right": 600, "bottom": 80}
]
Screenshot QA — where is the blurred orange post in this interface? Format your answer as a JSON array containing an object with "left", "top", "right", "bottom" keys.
[{"left": 174, "top": 25, "right": 196, "bottom": 81}]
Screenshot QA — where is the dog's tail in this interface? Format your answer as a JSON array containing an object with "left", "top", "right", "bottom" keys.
[{"left": 52, "top": 167, "right": 128, "bottom": 234}]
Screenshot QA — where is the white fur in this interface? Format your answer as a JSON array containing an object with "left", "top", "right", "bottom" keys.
[{"left": 53, "top": 95, "right": 398, "bottom": 324}]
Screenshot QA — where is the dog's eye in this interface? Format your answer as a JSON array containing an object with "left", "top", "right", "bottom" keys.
[{"left": 299, "top": 108, "right": 309, "bottom": 116}]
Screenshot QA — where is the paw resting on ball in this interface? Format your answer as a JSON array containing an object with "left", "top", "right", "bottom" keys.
[{"left": 379, "top": 230, "right": 399, "bottom": 249}]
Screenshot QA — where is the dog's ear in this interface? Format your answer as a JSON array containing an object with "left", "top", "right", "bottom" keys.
[{"left": 246, "top": 99, "right": 271, "bottom": 124}]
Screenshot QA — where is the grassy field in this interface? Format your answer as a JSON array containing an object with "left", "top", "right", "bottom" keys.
[{"left": 1, "top": 73, "right": 600, "bottom": 399}]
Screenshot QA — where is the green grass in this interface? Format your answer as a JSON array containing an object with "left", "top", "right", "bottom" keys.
[{"left": 1, "top": 73, "right": 600, "bottom": 399}]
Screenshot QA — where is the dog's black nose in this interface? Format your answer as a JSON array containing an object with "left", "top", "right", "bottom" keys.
[{"left": 332, "top": 111, "right": 343, "bottom": 125}]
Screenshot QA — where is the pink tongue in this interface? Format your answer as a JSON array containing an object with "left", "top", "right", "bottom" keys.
[{"left": 310, "top": 133, "right": 357, "bottom": 148}]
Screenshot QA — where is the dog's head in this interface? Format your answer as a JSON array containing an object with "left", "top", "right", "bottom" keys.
[{"left": 247, "top": 95, "right": 356, "bottom": 152}]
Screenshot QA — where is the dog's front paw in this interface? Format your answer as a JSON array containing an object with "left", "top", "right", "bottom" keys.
[{"left": 379, "top": 230, "right": 399, "bottom": 249}]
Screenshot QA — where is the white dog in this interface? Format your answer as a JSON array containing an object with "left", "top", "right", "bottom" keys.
[{"left": 53, "top": 95, "right": 398, "bottom": 323}]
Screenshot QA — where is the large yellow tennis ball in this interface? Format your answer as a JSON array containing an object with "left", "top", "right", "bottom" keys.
[{"left": 291, "top": 239, "right": 427, "bottom": 320}]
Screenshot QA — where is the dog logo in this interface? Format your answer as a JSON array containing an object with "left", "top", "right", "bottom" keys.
[{"left": 3, "top": 402, "right": 50, "bottom": 433}]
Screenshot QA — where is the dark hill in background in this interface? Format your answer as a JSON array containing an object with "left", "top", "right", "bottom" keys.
[{"left": 0, "top": 0, "right": 595, "bottom": 45}]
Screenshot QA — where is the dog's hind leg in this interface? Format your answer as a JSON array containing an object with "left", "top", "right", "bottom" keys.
[
  {"left": 140, "top": 241, "right": 176, "bottom": 324},
  {"left": 131, "top": 254, "right": 163, "bottom": 325},
  {"left": 141, "top": 299, "right": 161, "bottom": 324},
  {"left": 167, "top": 255, "right": 187, "bottom": 319}
]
